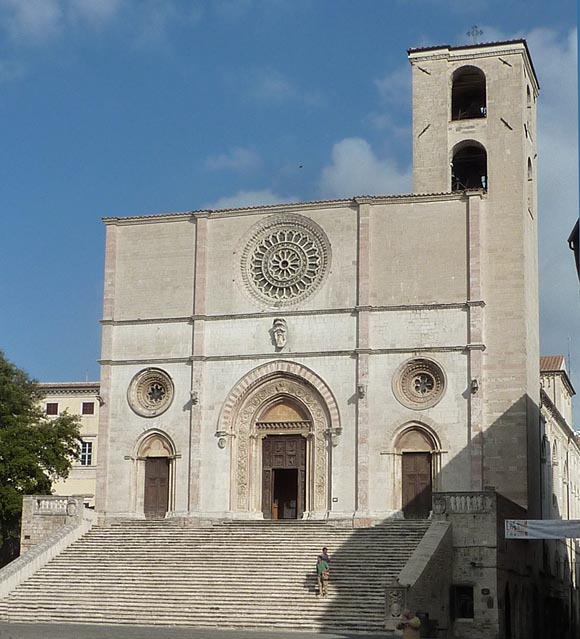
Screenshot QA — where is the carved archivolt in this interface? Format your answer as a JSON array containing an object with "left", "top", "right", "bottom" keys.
[{"left": 218, "top": 360, "right": 340, "bottom": 514}]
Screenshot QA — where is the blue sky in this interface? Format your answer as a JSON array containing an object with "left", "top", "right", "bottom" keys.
[{"left": 0, "top": 0, "right": 577, "bottom": 390}]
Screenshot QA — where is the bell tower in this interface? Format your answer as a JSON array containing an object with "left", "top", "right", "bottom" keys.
[{"left": 407, "top": 41, "right": 540, "bottom": 511}]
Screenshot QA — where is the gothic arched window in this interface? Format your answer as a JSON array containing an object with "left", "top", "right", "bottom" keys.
[{"left": 452, "top": 66, "right": 486, "bottom": 120}]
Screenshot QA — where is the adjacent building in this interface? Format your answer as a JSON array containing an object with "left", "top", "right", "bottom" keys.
[{"left": 39, "top": 382, "right": 100, "bottom": 508}]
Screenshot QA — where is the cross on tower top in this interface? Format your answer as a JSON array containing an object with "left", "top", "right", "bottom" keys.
[{"left": 467, "top": 25, "right": 484, "bottom": 44}]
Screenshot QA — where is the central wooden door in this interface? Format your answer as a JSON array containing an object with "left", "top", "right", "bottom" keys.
[
  {"left": 262, "top": 435, "right": 306, "bottom": 519},
  {"left": 402, "top": 452, "right": 432, "bottom": 519},
  {"left": 144, "top": 457, "right": 169, "bottom": 519}
]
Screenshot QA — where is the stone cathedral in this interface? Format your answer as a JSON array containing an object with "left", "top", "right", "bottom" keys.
[{"left": 97, "top": 39, "right": 539, "bottom": 524}]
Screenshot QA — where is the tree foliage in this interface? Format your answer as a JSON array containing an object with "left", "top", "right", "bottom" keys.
[{"left": 0, "top": 350, "right": 81, "bottom": 564}]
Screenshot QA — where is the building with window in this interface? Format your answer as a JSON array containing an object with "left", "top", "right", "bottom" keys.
[
  {"left": 39, "top": 382, "right": 100, "bottom": 508},
  {"left": 539, "top": 356, "right": 580, "bottom": 631},
  {"left": 90, "top": 39, "right": 558, "bottom": 635}
]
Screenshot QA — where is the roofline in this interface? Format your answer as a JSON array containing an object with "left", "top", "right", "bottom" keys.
[
  {"left": 540, "top": 369, "right": 576, "bottom": 397},
  {"left": 102, "top": 189, "right": 485, "bottom": 224},
  {"left": 408, "top": 39, "right": 539, "bottom": 91}
]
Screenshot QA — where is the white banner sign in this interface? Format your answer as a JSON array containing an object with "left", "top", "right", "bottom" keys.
[{"left": 505, "top": 519, "right": 580, "bottom": 539}]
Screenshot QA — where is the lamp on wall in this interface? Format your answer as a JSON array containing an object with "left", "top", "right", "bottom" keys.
[{"left": 470, "top": 378, "right": 479, "bottom": 394}]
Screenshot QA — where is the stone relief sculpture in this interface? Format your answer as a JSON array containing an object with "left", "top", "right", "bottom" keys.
[{"left": 272, "top": 317, "right": 288, "bottom": 349}]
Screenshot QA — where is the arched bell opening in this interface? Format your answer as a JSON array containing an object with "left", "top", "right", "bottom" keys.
[
  {"left": 451, "top": 65, "right": 486, "bottom": 120},
  {"left": 451, "top": 141, "right": 488, "bottom": 191}
]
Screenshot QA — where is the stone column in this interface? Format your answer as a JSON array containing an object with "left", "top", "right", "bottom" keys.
[
  {"left": 189, "top": 213, "right": 209, "bottom": 513},
  {"left": 467, "top": 194, "right": 485, "bottom": 491},
  {"left": 96, "top": 221, "right": 118, "bottom": 516},
  {"left": 355, "top": 199, "right": 371, "bottom": 522}
]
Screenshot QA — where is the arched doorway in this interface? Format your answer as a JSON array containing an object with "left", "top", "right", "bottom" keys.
[
  {"left": 259, "top": 399, "right": 309, "bottom": 519},
  {"left": 396, "top": 427, "right": 437, "bottom": 519},
  {"left": 218, "top": 361, "right": 340, "bottom": 518},
  {"left": 135, "top": 432, "right": 175, "bottom": 519}
]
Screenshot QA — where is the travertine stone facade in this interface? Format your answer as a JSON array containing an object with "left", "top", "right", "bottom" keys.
[{"left": 97, "top": 41, "right": 540, "bottom": 527}]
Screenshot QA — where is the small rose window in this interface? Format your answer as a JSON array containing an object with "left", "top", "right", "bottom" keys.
[
  {"left": 128, "top": 368, "right": 174, "bottom": 418},
  {"left": 393, "top": 358, "right": 446, "bottom": 410}
]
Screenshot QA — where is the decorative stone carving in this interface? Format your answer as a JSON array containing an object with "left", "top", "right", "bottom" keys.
[
  {"left": 386, "top": 586, "right": 406, "bottom": 619},
  {"left": 240, "top": 215, "right": 331, "bottom": 307},
  {"left": 66, "top": 499, "right": 78, "bottom": 517},
  {"left": 127, "top": 368, "right": 174, "bottom": 418},
  {"left": 227, "top": 376, "right": 328, "bottom": 512},
  {"left": 272, "top": 317, "right": 288, "bottom": 349},
  {"left": 392, "top": 358, "right": 446, "bottom": 410}
]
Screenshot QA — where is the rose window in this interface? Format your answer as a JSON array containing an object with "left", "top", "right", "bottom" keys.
[
  {"left": 393, "top": 359, "right": 446, "bottom": 410},
  {"left": 413, "top": 374, "right": 435, "bottom": 395},
  {"left": 128, "top": 368, "right": 174, "bottom": 418},
  {"left": 147, "top": 383, "right": 166, "bottom": 404},
  {"left": 241, "top": 215, "right": 330, "bottom": 307}
]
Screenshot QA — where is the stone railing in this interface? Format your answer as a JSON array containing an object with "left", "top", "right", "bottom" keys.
[
  {"left": 0, "top": 496, "right": 96, "bottom": 598},
  {"left": 385, "top": 521, "right": 452, "bottom": 633},
  {"left": 32, "top": 495, "right": 78, "bottom": 516},
  {"left": 432, "top": 491, "right": 495, "bottom": 515}
]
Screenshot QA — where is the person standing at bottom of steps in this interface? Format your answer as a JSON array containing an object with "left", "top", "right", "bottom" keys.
[{"left": 316, "top": 555, "right": 330, "bottom": 596}]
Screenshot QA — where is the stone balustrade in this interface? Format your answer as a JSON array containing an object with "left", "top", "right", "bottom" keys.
[{"left": 432, "top": 491, "right": 495, "bottom": 515}]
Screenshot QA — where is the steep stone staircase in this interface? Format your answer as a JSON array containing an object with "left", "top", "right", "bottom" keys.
[{"left": 0, "top": 518, "right": 431, "bottom": 631}]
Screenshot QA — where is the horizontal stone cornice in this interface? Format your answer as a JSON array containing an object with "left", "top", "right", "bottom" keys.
[
  {"left": 100, "top": 300, "right": 485, "bottom": 327},
  {"left": 99, "top": 345, "right": 481, "bottom": 366}
]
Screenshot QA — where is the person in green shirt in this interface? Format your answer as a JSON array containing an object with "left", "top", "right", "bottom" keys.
[{"left": 316, "top": 556, "right": 329, "bottom": 596}]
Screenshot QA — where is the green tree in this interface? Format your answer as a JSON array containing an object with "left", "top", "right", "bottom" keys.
[{"left": 0, "top": 351, "right": 81, "bottom": 565}]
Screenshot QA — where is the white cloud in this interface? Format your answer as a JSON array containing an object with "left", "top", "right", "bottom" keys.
[
  {"left": 529, "top": 29, "right": 579, "bottom": 369},
  {"left": 69, "top": 0, "right": 123, "bottom": 25},
  {"left": 206, "top": 147, "right": 261, "bottom": 173},
  {"left": 243, "top": 68, "right": 323, "bottom": 107},
  {"left": 205, "top": 189, "right": 297, "bottom": 210},
  {"left": 319, "top": 137, "right": 412, "bottom": 199},
  {"left": 0, "top": 0, "right": 62, "bottom": 44},
  {"left": 375, "top": 65, "right": 410, "bottom": 106}
]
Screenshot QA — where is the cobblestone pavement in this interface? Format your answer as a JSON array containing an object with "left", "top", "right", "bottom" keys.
[{"left": 0, "top": 623, "right": 394, "bottom": 639}]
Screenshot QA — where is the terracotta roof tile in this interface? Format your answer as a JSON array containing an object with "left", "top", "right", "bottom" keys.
[{"left": 540, "top": 355, "right": 566, "bottom": 373}]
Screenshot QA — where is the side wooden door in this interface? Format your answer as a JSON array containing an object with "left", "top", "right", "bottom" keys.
[
  {"left": 144, "top": 457, "right": 169, "bottom": 519},
  {"left": 402, "top": 452, "right": 432, "bottom": 519}
]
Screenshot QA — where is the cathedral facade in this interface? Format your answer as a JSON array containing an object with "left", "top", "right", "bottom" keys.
[{"left": 97, "top": 40, "right": 540, "bottom": 527}]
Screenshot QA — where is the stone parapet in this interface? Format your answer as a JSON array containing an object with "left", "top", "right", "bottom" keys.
[{"left": 2, "top": 496, "right": 95, "bottom": 598}]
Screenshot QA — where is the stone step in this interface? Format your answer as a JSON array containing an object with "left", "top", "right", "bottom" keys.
[{"left": 3, "top": 519, "right": 431, "bottom": 631}]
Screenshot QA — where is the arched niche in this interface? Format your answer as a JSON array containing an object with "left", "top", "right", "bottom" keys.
[
  {"left": 451, "top": 140, "right": 487, "bottom": 191},
  {"left": 451, "top": 65, "right": 486, "bottom": 121}
]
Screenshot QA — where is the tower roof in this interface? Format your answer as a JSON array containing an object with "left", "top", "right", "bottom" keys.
[{"left": 408, "top": 39, "right": 539, "bottom": 91}]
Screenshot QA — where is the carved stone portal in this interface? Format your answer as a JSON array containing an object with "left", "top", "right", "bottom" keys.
[{"left": 218, "top": 362, "right": 340, "bottom": 516}]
